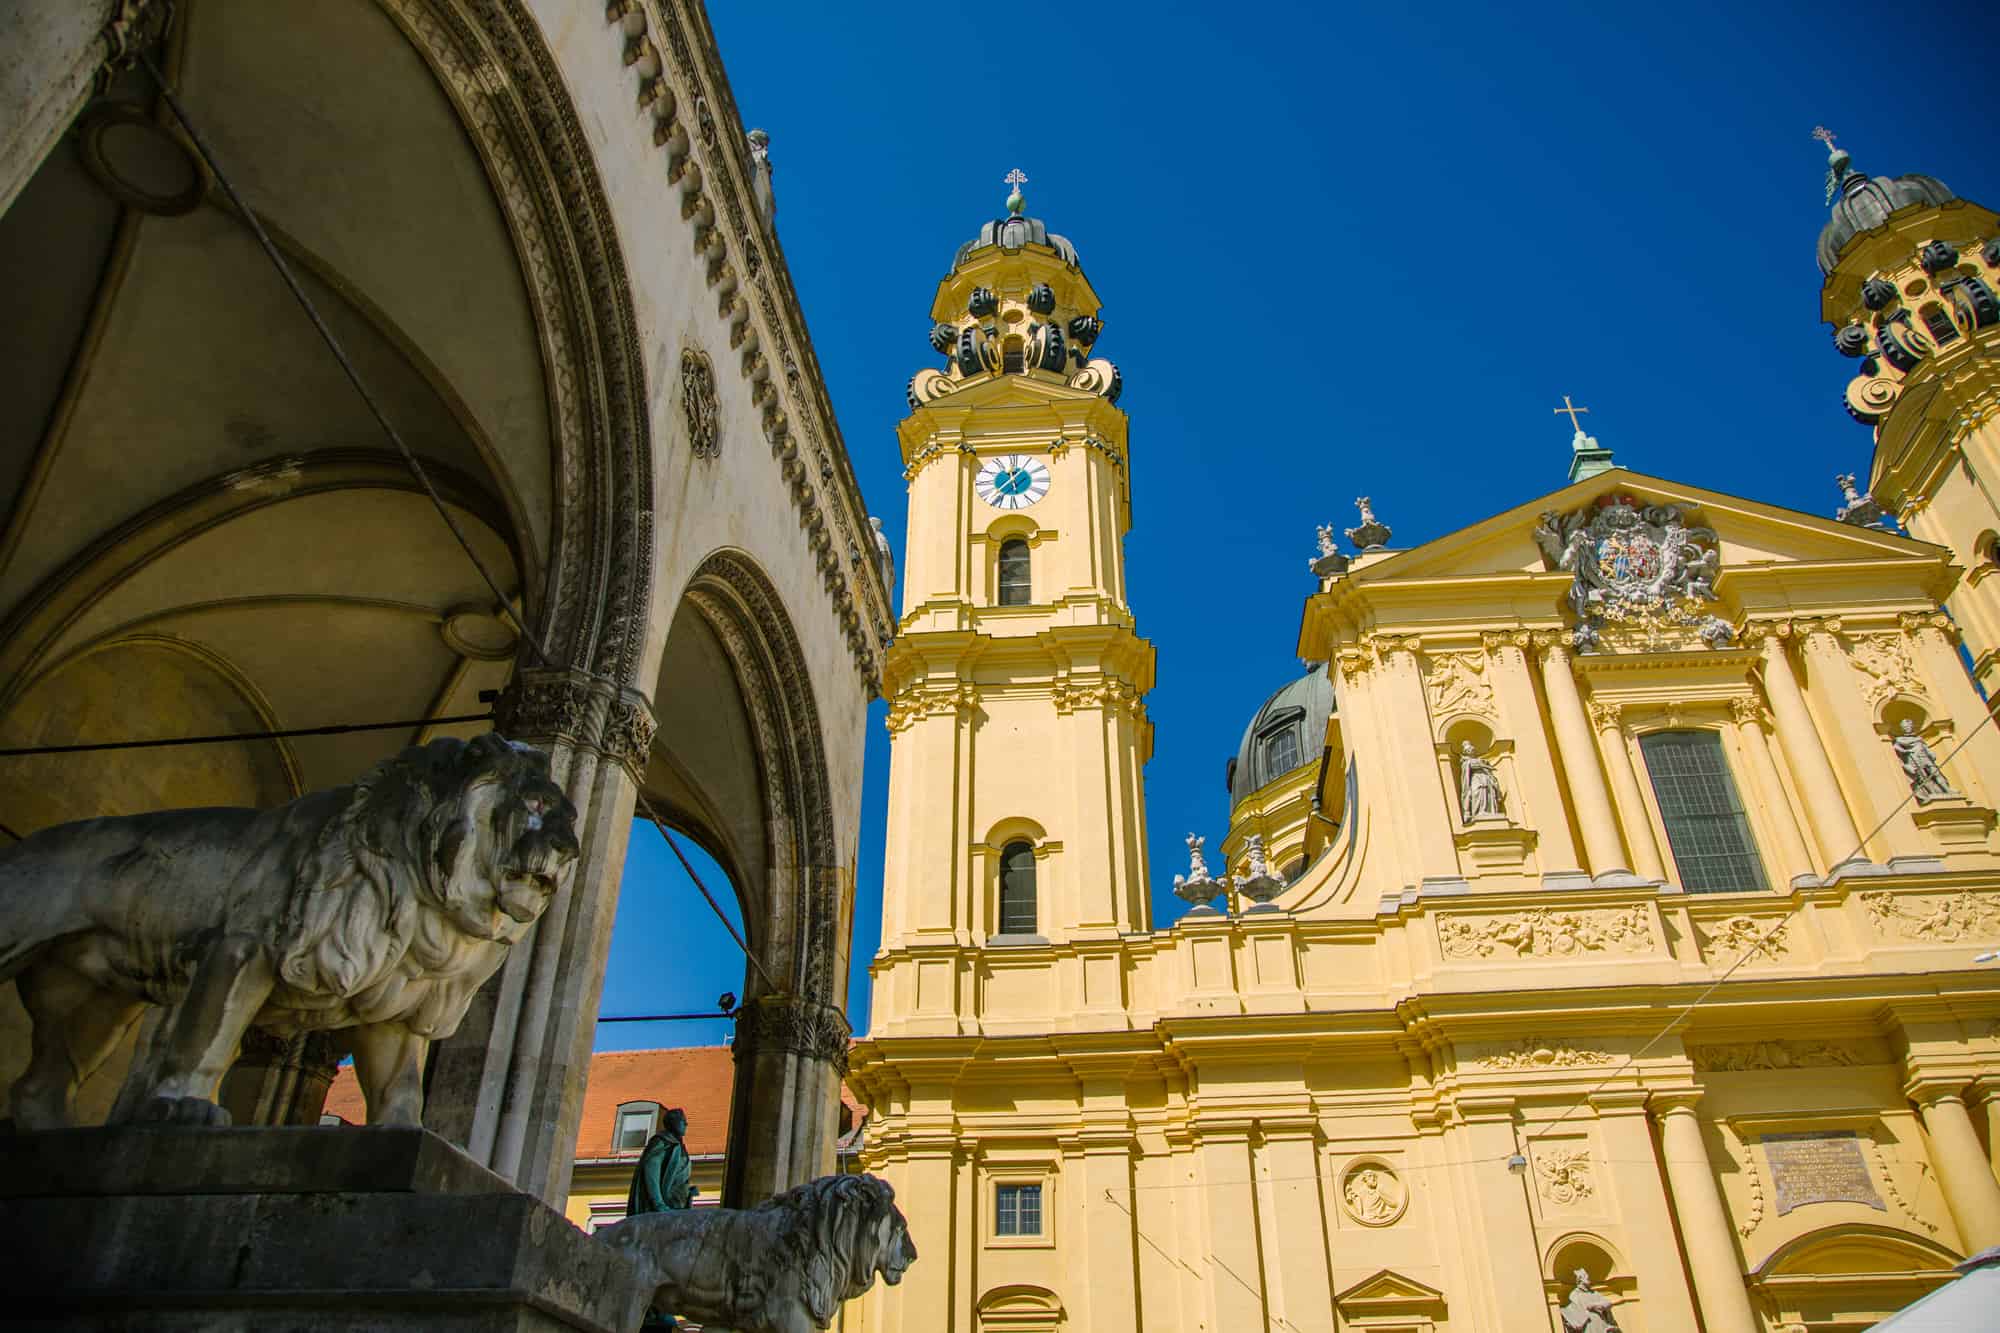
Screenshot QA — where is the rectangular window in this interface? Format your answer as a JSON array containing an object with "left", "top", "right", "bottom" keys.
[
  {"left": 995, "top": 1183, "right": 1042, "bottom": 1236},
  {"left": 1640, "top": 730, "right": 1769, "bottom": 894},
  {"left": 1261, "top": 726, "right": 1301, "bottom": 778},
  {"left": 615, "top": 1105, "right": 658, "bottom": 1152}
]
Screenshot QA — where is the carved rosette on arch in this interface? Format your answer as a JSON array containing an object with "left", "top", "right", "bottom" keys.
[{"left": 734, "top": 994, "right": 854, "bottom": 1075}]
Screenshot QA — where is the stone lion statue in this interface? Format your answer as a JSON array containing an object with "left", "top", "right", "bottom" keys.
[
  {"left": 0, "top": 732, "right": 579, "bottom": 1130},
  {"left": 603, "top": 1173, "right": 917, "bottom": 1333}
]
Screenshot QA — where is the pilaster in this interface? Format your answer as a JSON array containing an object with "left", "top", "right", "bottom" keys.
[
  {"left": 1452, "top": 1096, "right": 1548, "bottom": 1331},
  {"left": 1589, "top": 1090, "right": 1703, "bottom": 1332},
  {"left": 1904, "top": 611, "right": 2000, "bottom": 808},
  {"left": 1651, "top": 1091, "right": 1756, "bottom": 1333},
  {"left": 1375, "top": 634, "right": 1460, "bottom": 881},
  {"left": 1909, "top": 1078, "right": 2000, "bottom": 1251},
  {"left": 1746, "top": 622, "right": 1867, "bottom": 871},
  {"left": 1586, "top": 699, "right": 1668, "bottom": 882},
  {"left": 1483, "top": 630, "right": 1582, "bottom": 874},
  {"left": 1729, "top": 696, "right": 1818, "bottom": 882},
  {"left": 1794, "top": 617, "right": 1925, "bottom": 860},
  {"left": 1534, "top": 632, "right": 1629, "bottom": 878}
]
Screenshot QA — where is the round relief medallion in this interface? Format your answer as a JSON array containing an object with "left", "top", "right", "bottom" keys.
[{"left": 1339, "top": 1159, "right": 1407, "bottom": 1226}]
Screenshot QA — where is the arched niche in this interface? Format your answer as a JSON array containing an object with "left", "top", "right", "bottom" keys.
[{"left": 1542, "top": 1232, "right": 1635, "bottom": 1327}]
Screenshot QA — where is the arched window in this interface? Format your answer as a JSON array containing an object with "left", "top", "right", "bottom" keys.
[
  {"left": 1260, "top": 725, "right": 1301, "bottom": 778},
  {"left": 1639, "top": 730, "right": 1768, "bottom": 893},
  {"left": 997, "top": 539, "right": 1031, "bottom": 606},
  {"left": 998, "top": 840, "right": 1038, "bottom": 935}
]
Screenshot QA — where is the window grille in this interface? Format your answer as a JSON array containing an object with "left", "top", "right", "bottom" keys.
[
  {"left": 1639, "top": 730, "right": 1768, "bottom": 893},
  {"left": 1260, "top": 726, "right": 1301, "bottom": 779},
  {"left": 614, "top": 1102, "right": 661, "bottom": 1152},
  {"left": 997, "top": 539, "right": 1031, "bottom": 606},
  {"left": 996, "top": 1183, "right": 1042, "bottom": 1236},
  {"left": 999, "top": 841, "right": 1038, "bottom": 935}
]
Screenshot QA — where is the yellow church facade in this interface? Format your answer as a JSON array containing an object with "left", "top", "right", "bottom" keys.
[{"left": 847, "top": 158, "right": 2000, "bottom": 1332}]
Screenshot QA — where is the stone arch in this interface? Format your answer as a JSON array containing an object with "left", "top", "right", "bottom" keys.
[
  {"left": 653, "top": 548, "right": 848, "bottom": 1205},
  {"left": 1748, "top": 1223, "right": 1959, "bottom": 1328}
]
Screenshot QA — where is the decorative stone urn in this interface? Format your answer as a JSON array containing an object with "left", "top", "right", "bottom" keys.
[
  {"left": 1171, "top": 833, "right": 1229, "bottom": 914},
  {"left": 1234, "top": 834, "right": 1285, "bottom": 912}
]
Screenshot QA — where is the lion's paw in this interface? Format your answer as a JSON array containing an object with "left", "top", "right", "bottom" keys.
[{"left": 140, "top": 1096, "right": 233, "bottom": 1127}]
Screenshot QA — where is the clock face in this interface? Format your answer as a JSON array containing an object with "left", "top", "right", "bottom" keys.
[{"left": 975, "top": 454, "right": 1051, "bottom": 510}]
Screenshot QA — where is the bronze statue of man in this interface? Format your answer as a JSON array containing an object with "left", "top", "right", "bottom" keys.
[{"left": 626, "top": 1107, "right": 695, "bottom": 1330}]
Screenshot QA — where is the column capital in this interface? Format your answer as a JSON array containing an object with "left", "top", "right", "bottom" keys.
[
  {"left": 1900, "top": 610, "right": 1960, "bottom": 640},
  {"left": 1370, "top": 632, "right": 1424, "bottom": 661},
  {"left": 1482, "top": 629, "right": 1534, "bottom": 652},
  {"left": 1972, "top": 1074, "right": 2000, "bottom": 1104},
  {"left": 1649, "top": 1088, "right": 1705, "bottom": 1117},
  {"left": 495, "top": 666, "right": 657, "bottom": 765},
  {"left": 1905, "top": 1076, "right": 1972, "bottom": 1109},
  {"left": 1587, "top": 698, "right": 1623, "bottom": 732},
  {"left": 1740, "top": 619, "right": 1793, "bottom": 646},
  {"left": 1728, "top": 695, "right": 1768, "bottom": 727},
  {"left": 1453, "top": 1093, "right": 1519, "bottom": 1124},
  {"left": 1793, "top": 615, "right": 1846, "bottom": 643},
  {"left": 1530, "top": 628, "right": 1573, "bottom": 655},
  {"left": 1588, "top": 1089, "right": 1654, "bottom": 1114},
  {"left": 733, "top": 993, "right": 853, "bottom": 1074}
]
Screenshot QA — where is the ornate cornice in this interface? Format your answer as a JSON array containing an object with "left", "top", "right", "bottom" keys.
[
  {"left": 600, "top": 0, "right": 894, "bottom": 687},
  {"left": 494, "top": 665, "right": 656, "bottom": 763},
  {"left": 734, "top": 993, "right": 853, "bottom": 1074}
]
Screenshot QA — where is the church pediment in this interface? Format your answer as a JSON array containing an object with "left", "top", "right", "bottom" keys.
[
  {"left": 1357, "top": 470, "right": 1944, "bottom": 587},
  {"left": 1334, "top": 1268, "right": 1448, "bottom": 1315}
]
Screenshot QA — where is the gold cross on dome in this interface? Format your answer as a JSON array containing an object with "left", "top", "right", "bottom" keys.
[{"left": 1553, "top": 395, "right": 1590, "bottom": 432}]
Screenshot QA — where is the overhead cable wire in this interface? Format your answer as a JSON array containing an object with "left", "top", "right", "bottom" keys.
[
  {"left": 136, "top": 51, "right": 777, "bottom": 994},
  {"left": 0, "top": 713, "right": 495, "bottom": 758}
]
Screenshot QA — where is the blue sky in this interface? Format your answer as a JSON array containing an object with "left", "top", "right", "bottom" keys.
[{"left": 594, "top": 0, "right": 1994, "bottom": 1052}]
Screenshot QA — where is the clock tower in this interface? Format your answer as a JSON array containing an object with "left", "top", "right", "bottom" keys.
[{"left": 874, "top": 178, "right": 1154, "bottom": 1027}]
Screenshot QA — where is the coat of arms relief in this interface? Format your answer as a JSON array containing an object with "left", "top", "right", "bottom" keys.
[{"left": 1534, "top": 495, "right": 1732, "bottom": 652}]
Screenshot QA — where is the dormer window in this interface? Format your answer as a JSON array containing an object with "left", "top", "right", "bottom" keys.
[
  {"left": 614, "top": 1101, "right": 662, "bottom": 1153},
  {"left": 1260, "top": 726, "right": 1301, "bottom": 778}
]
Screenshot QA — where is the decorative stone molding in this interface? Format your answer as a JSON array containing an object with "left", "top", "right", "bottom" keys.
[
  {"left": 1476, "top": 1038, "right": 1614, "bottom": 1071},
  {"left": 1053, "top": 676, "right": 1145, "bottom": 720},
  {"left": 1533, "top": 1144, "right": 1595, "bottom": 1206},
  {"left": 1334, "top": 647, "right": 1374, "bottom": 681},
  {"left": 1585, "top": 699, "right": 1622, "bottom": 731},
  {"left": 1869, "top": 1137, "right": 1938, "bottom": 1233},
  {"left": 733, "top": 993, "right": 853, "bottom": 1074},
  {"left": 885, "top": 681, "right": 980, "bottom": 733},
  {"left": 1480, "top": 629, "right": 1534, "bottom": 652},
  {"left": 1438, "top": 906, "right": 1653, "bottom": 960},
  {"left": 1845, "top": 632, "right": 1924, "bottom": 709},
  {"left": 681, "top": 346, "right": 721, "bottom": 458},
  {"left": 1338, "top": 1159, "right": 1408, "bottom": 1226},
  {"left": 1698, "top": 914, "right": 1788, "bottom": 963},
  {"left": 1370, "top": 633, "right": 1424, "bottom": 661},
  {"left": 1687, "top": 1040, "right": 1859, "bottom": 1072},
  {"left": 1860, "top": 889, "right": 2000, "bottom": 942},
  {"left": 596, "top": 0, "right": 893, "bottom": 685},
  {"left": 1733, "top": 1136, "right": 1766, "bottom": 1235},
  {"left": 1899, "top": 610, "right": 1959, "bottom": 640},
  {"left": 495, "top": 666, "right": 657, "bottom": 764},
  {"left": 1728, "top": 696, "right": 1769, "bottom": 727},
  {"left": 1422, "top": 651, "right": 1496, "bottom": 722}
]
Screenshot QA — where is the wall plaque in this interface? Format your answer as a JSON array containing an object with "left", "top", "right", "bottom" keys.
[{"left": 1762, "top": 1131, "right": 1884, "bottom": 1215}]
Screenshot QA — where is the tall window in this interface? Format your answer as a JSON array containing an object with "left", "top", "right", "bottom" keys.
[
  {"left": 999, "top": 840, "right": 1038, "bottom": 935},
  {"left": 1640, "top": 730, "right": 1768, "bottom": 893},
  {"left": 614, "top": 1101, "right": 661, "bottom": 1152},
  {"left": 997, "top": 539, "right": 1031, "bottom": 606},
  {"left": 996, "top": 1183, "right": 1043, "bottom": 1236}
]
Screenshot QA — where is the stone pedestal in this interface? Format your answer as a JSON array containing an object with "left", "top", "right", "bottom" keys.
[{"left": 0, "top": 1125, "right": 650, "bottom": 1332}]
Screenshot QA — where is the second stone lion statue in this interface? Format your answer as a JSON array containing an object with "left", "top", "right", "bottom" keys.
[
  {"left": 603, "top": 1173, "right": 917, "bottom": 1333},
  {"left": 0, "top": 732, "right": 579, "bottom": 1129}
]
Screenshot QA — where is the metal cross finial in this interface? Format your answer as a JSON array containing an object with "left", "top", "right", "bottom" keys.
[
  {"left": 1811, "top": 125, "right": 1837, "bottom": 148},
  {"left": 1004, "top": 168, "right": 1028, "bottom": 188},
  {"left": 1553, "top": 395, "right": 1590, "bottom": 433}
]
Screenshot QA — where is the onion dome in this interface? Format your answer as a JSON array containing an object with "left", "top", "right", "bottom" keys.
[
  {"left": 1816, "top": 141, "right": 1956, "bottom": 275},
  {"left": 952, "top": 173, "right": 1082, "bottom": 272},
  {"left": 1224, "top": 664, "right": 1335, "bottom": 807}
]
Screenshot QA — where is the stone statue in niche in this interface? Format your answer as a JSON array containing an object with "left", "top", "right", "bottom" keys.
[
  {"left": 1559, "top": 1270, "right": 1624, "bottom": 1333},
  {"left": 746, "top": 127, "right": 775, "bottom": 223},
  {"left": 1534, "top": 494, "right": 1730, "bottom": 651},
  {"left": 1892, "top": 720, "right": 1959, "bottom": 803},
  {"left": 0, "top": 733, "right": 579, "bottom": 1130},
  {"left": 603, "top": 1174, "right": 916, "bottom": 1333},
  {"left": 1458, "top": 741, "right": 1505, "bottom": 822}
]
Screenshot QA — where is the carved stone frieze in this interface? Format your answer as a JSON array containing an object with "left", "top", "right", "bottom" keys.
[
  {"left": 1422, "top": 651, "right": 1496, "bottom": 722},
  {"left": 1698, "top": 914, "right": 1788, "bottom": 963},
  {"left": 681, "top": 346, "right": 721, "bottom": 458},
  {"left": 1533, "top": 1145, "right": 1595, "bottom": 1206},
  {"left": 1438, "top": 906, "right": 1654, "bottom": 960},
  {"left": 885, "top": 682, "right": 981, "bottom": 733},
  {"left": 1687, "top": 1040, "right": 1860, "bottom": 1072},
  {"left": 1476, "top": 1038, "right": 1614, "bottom": 1070},
  {"left": 1845, "top": 631, "right": 1923, "bottom": 709},
  {"left": 1054, "top": 676, "right": 1145, "bottom": 718},
  {"left": 1861, "top": 889, "right": 2000, "bottom": 942},
  {"left": 733, "top": 994, "right": 853, "bottom": 1074}
]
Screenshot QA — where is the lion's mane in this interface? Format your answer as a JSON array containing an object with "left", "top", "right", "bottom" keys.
[{"left": 272, "top": 734, "right": 542, "bottom": 1035}]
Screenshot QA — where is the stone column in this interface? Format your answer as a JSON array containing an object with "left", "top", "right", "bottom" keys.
[
  {"left": 1454, "top": 1097, "right": 1548, "bottom": 1332},
  {"left": 424, "top": 667, "right": 651, "bottom": 1206},
  {"left": 1729, "top": 696, "right": 1817, "bottom": 883},
  {"left": 1653, "top": 1093, "right": 1757, "bottom": 1333},
  {"left": 1914, "top": 1083, "right": 2000, "bottom": 1250},
  {"left": 220, "top": 1029, "right": 344, "bottom": 1126},
  {"left": 1587, "top": 700, "right": 1667, "bottom": 882},
  {"left": 1259, "top": 1121, "right": 1336, "bottom": 1333},
  {"left": 1194, "top": 1122, "right": 1268, "bottom": 1332},
  {"left": 1975, "top": 1077, "right": 2000, "bottom": 1185},
  {"left": 1533, "top": 633, "right": 1629, "bottom": 878},
  {"left": 1483, "top": 631, "right": 1582, "bottom": 874},
  {"left": 1748, "top": 623, "right": 1866, "bottom": 870},
  {"left": 1795, "top": 618, "right": 1925, "bottom": 859},
  {"left": 1376, "top": 635, "right": 1461, "bottom": 880},
  {"left": 724, "top": 992, "right": 852, "bottom": 1205},
  {"left": 1905, "top": 611, "right": 2000, "bottom": 807},
  {"left": 1590, "top": 1092, "right": 1703, "bottom": 1331}
]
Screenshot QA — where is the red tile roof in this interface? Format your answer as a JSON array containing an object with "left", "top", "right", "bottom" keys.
[{"left": 323, "top": 1046, "right": 861, "bottom": 1163}]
